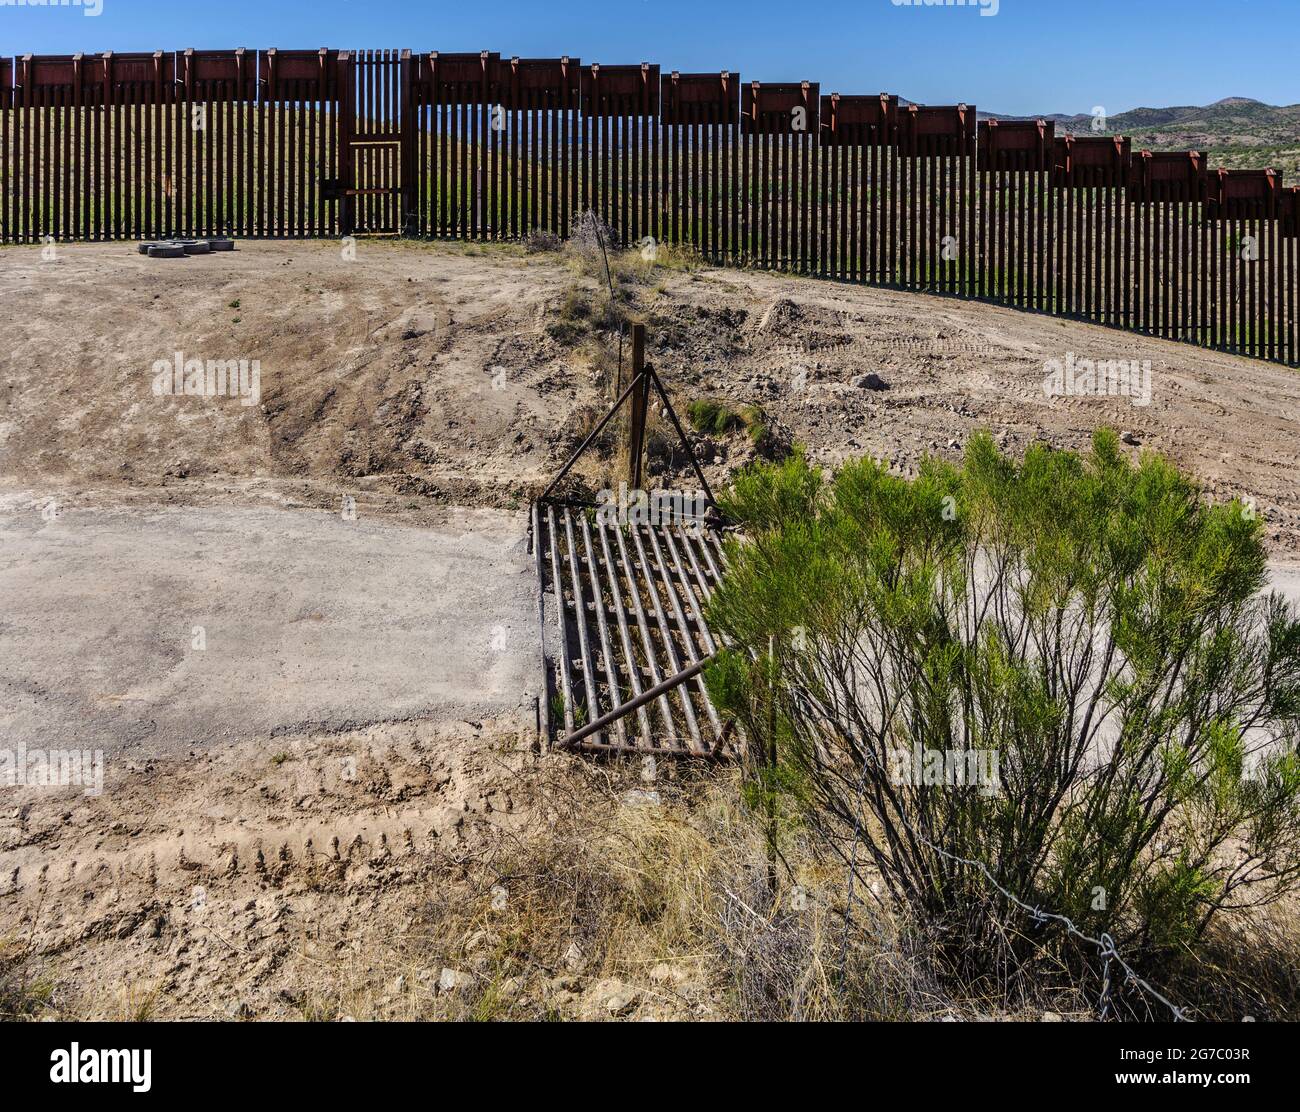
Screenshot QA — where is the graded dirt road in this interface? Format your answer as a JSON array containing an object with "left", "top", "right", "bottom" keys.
[
  {"left": 0, "top": 501, "right": 538, "bottom": 758},
  {"left": 1272, "top": 562, "right": 1300, "bottom": 605}
]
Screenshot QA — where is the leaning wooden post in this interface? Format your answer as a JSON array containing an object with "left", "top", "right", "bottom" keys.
[{"left": 628, "top": 322, "right": 649, "bottom": 489}]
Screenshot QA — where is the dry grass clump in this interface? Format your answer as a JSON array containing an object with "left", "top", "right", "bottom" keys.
[
  {"left": 523, "top": 229, "right": 563, "bottom": 253},
  {"left": 545, "top": 285, "right": 628, "bottom": 347},
  {"left": 1160, "top": 910, "right": 1300, "bottom": 1021},
  {"left": 562, "top": 210, "right": 697, "bottom": 299},
  {"left": 0, "top": 934, "right": 55, "bottom": 1020},
  {"left": 282, "top": 757, "right": 1010, "bottom": 1022}
]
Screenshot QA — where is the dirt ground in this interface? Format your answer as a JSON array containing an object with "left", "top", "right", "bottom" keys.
[
  {"left": 3, "top": 237, "right": 1299, "bottom": 1020},
  {"left": 2, "top": 237, "right": 1298, "bottom": 550}
]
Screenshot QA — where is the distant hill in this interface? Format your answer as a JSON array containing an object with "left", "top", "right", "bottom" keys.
[{"left": 978, "top": 97, "right": 1300, "bottom": 180}]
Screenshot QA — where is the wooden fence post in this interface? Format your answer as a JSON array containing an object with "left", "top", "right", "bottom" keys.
[{"left": 628, "top": 322, "right": 649, "bottom": 489}]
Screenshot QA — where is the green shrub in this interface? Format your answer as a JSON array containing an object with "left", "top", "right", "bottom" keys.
[
  {"left": 688, "top": 399, "right": 742, "bottom": 436},
  {"left": 704, "top": 430, "right": 1300, "bottom": 987},
  {"left": 687, "top": 399, "right": 767, "bottom": 439}
]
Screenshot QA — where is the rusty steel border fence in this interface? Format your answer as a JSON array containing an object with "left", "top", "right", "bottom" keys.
[{"left": 2, "top": 48, "right": 1298, "bottom": 365}]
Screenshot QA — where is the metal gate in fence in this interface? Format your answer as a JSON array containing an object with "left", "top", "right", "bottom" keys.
[{"left": 338, "top": 49, "right": 410, "bottom": 235}]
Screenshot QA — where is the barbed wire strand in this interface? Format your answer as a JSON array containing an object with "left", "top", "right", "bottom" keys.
[{"left": 911, "top": 831, "right": 1191, "bottom": 1022}]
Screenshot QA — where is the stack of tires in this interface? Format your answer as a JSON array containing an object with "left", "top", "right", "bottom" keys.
[{"left": 138, "top": 238, "right": 236, "bottom": 258}]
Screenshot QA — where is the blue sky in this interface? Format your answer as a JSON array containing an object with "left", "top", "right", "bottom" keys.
[{"left": 1, "top": 0, "right": 1296, "bottom": 117}]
